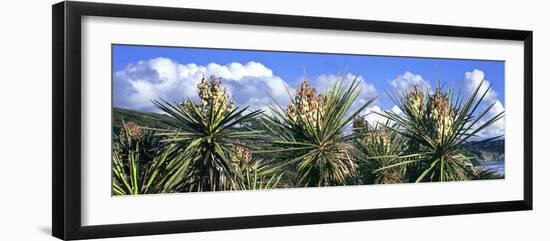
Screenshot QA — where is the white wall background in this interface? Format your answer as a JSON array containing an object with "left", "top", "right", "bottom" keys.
[{"left": 0, "top": 0, "right": 547, "bottom": 240}]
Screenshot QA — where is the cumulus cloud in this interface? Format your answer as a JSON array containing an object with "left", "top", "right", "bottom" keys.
[
  {"left": 361, "top": 105, "right": 387, "bottom": 125},
  {"left": 310, "top": 73, "right": 377, "bottom": 114},
  {"left": 391, "top": 105, "right": 403, "bottom": 115},
  {"left": 357, "top": 105, "right": 403, "bottom": 127},
  {"left": 463, "top": 69, "right": 498, "bottom": 102},
  {"left": 388, "top": 71, "right": 431, "bottom": 94},
  {"left": 472, "top": 99, "right": 505, "bottom": 139},
  {"left": 114, "top": 57, "right": 290, "bottom": 112},
  {"left": 461, "top": 69, "right": 504, "bottom": 139},
  {"left": 311, "top": 73, "right": 376, "bottom": 98},
  {"left": 358, "top": 104, "right": 402, "bottom": 125},
  {"left": 114, "top": 57, "right": 382, "bottom": 117},
  {"left": 484, "top": 100, "right": 505, "bottom": 136}
]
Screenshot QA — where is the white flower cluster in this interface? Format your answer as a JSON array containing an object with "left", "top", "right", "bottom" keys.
[
  {"left": 197, "top": 76, "right": 235, "bottom": 115},
  {"left": 231, "top": 145, "right": 252, "bottom": 165},
  {"left": 119, "top": 122, "right": 142, "bottom": 144},
  {"left": 406, "top": 86, "right": 424, "bottom": 117},
  {"left": 428, "top": 91, "right": 455, "bottom": 142},
  {"left": 287, "top": 79, "right": 325, "bottom": 129}
]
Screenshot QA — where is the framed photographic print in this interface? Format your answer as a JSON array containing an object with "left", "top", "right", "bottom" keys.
[{"left": 52, "top": 1, "right": 533, "bottom": 240}]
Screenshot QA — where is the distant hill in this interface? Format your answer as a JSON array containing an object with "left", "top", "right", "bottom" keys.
[
  {"left": 463, "top": 139, "right": 505, "bottom": 164},
  {"left": 112, "top": 107, "right": 178, "bottom": 134}
]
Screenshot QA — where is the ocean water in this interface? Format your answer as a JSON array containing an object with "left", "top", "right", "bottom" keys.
[{"left": 480, "top": 160, "right": 505, "bottom": 176}]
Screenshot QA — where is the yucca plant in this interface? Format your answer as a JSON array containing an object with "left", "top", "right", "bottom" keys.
[
  {"left": 352, "top": 119, "right": 408, "bottom": 184},
  {"left": 469, "top": 166, "right": 500, "bottom": 180},
  {"left": 262, "top": 76, "right": 376, "bottom": 187},
  {"left": 153, "top": 76, "right": 264, "bottom": 192},
  {"left": 112, "top": 121, "right": 189, "bottom": 195},
  {"left": 377, "top": 81, "right": 504, "bottom": 182},
  {"left": 231, "top": 145, "right": 284, "bottom": 190}
]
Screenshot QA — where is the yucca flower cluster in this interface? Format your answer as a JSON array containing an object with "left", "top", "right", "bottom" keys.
[
  {"left": 354, "top": 117, "right": 392, "bottom": 153},
  {"left": 403, "top": 86, "right": 455, "bottom": 143},
  {"left": 406, "top": 86, "right": 424, "bottom": 117},
  {"left": 352, "top": 116, "right": 368, "bottom": 133},
  {"left": 231, "top": 144, "right": 253, "bottom": 165},
  {"left": 186, "top": 76, "right": 235, "bottom": 117},
  {"left": 287, "top": 79, "right": 325, "bottom": 129},
  {"left": 353, "top": 118, "right": 391, "bottom": 152},
  {"left": 119, "top": 122, "right": 142, "bottom": 143},
  {"left": 369, "top": 126, "right": 391, "bottom": 153},
  {"left": 428, "top": 90, "right": 455, "bottom": 142}
]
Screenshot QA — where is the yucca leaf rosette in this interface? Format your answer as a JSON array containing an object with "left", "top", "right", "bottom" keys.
[
  {"left": 112, "top": 121, "right": 188, "bottom": 195},
  {"left": 353, "top": 118, "right": 407, "bottom": 184},
  {"left": 153, "top": 76, "right": 263, "bottom": 192},
  {"left": 378, "top": 80, "right": 504, "bottom": 182},
  {"left": 263, "top": 75, "right": 376, "bottom": 187}
]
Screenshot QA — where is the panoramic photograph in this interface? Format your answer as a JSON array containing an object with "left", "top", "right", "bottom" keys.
[{"left": 111, "top": 44, "right": 505, "bottom": 195}]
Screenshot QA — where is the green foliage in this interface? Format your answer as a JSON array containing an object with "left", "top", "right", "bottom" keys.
[
  {"left": 231, "top": 147, "right": 285, "bottom": 190},
  {"left": 112, "top": 107, "right": 179, "bottom": 134},
  {"left": 469, "top": 166, "right": 501, "bottom": 180},
  {"left": 261, "top": 76, "right": 376, "bottom": 187},
  {"left": 352, "top": 120, "right": 409, "bottom": 184},
  {"left": 376, "top": 81, "right": 504, "bottom": 182},
  {"left": 152, "top": 76, "right": 265, "bottom": 192},
  {"left": 112, "top": 73, "right": 505, "bottom": 196},
  {"left": 112, "top": 121, "right": 190, "bottom": 195}
]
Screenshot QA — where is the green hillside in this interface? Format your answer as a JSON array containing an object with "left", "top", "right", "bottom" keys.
[
  {"left": 112, "top": 107, "right": 178, "bottom": 134},
  {"left": 463, "top": 139, "right": 505, "bottom": 164}
]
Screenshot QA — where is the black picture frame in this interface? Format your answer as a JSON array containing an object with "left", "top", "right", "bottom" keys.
[{"left": 52, "top": 1, "right": 533, "bottom": 240}]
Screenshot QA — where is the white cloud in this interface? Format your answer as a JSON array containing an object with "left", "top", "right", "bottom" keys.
[
  {"left": 358, "top": 105, "right": 396, "bottom": 127},
  {"left": 312, "top": 73, "right": 377, "bottom": 97},
  {"left": 464, "top": 69, "right": 498, "bottom": 102},
  {"left": 311, "top": 73, "right": 377, "bottom": 114},
  {"left": 388, "top": 71, "right": 431, "bottom": 94},
  {"left": 391, "top": 105, "right": 403, "bottom": 115},
  {"left": 362, "top": 105, "right": 385, "bottom": 125},
  {"left": 461, "top": 69, "right": 504, "bottom": 139},
  {"left": 474, "top": 100, "right": 505, "bottom": 139},
  {"left": 114, "top": 57, "right": 290, "bottom": 112},
  {"left": 115, "top": 58, "right": 381, "bottom": 117},
  {"left": 357, "top": 104, "right": 404, "bottom": 127}
]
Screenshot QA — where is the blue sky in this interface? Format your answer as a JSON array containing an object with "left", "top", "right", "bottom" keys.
[{"left": 112, "top": 44, "right": 505, "bottom": 138}]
